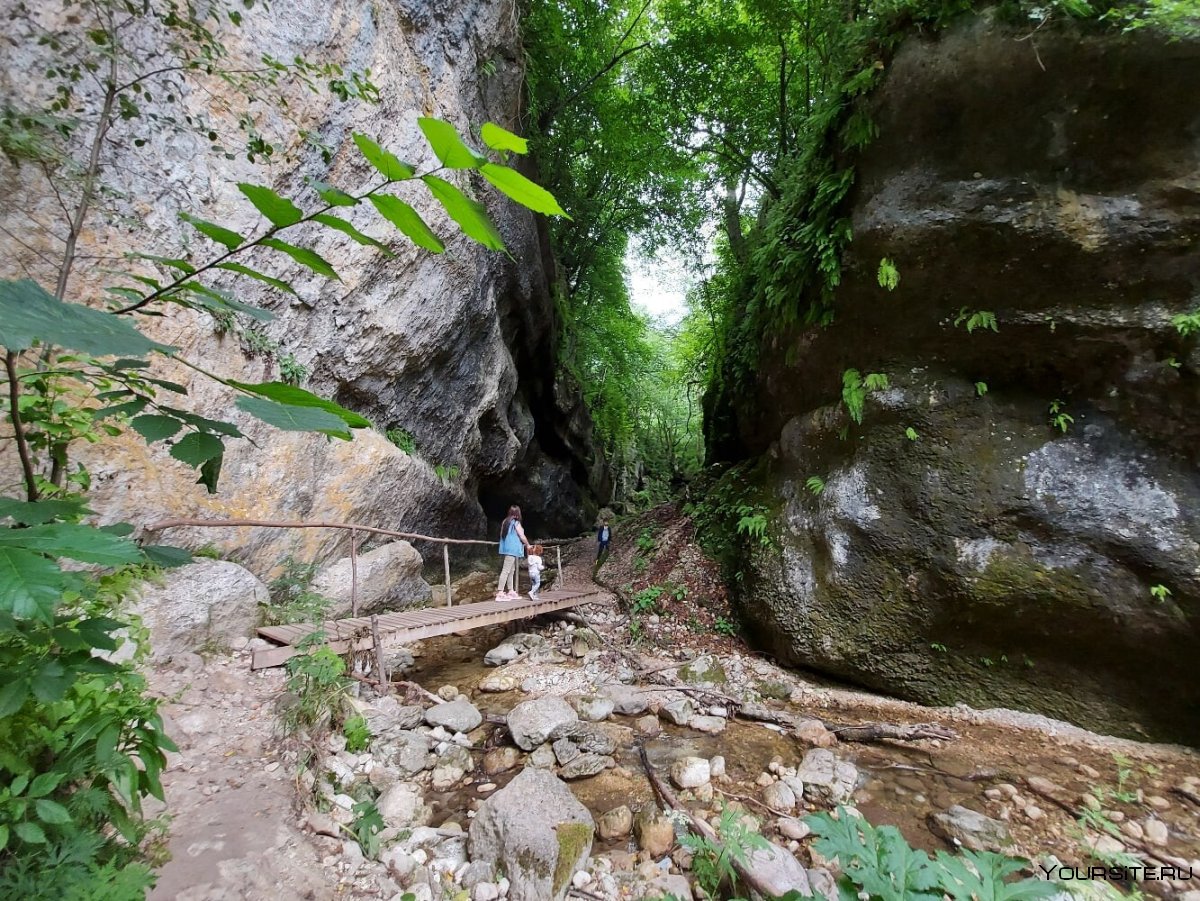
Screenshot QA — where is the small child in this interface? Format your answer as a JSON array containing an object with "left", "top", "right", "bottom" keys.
[{"left": 527, "top": 544, "right": 545, "bottom": 599}]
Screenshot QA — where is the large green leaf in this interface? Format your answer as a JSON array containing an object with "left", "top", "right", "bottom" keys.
[
  {"left": 480, "top": 163, "right": 569, "bottom": 217},
  {"left": 0, "top": 679, "right": 29, "bottom": 717},
  {"left": 34, "top": 799, "right": 72, "bottom": 825},
  {"left": 308, "top": 179, "right": 359, "bottom": 207},
  {"left": 0, "top": 546, "right": 64, "bottom": 621},
  {"left": 422, "top": 176, "right": 504, "bottom": 251},
  {"left": 312, "top": 214, "right": 395, "bottom": 257},
  {"left": 0, "top": 497, "right": 90, "bottom": 525},
  {"left": 352, "top": 134, "right": 416, "bottom": 181},
  {"left": 31, "top": 659, "right": 73, "bottom": 702},
  {"left": 215, "top": 262, "right": 297, "bottom": 296},
  {"left": 14, "top": 821, "right": 46, "bottom": 845},
  {"left": 179, "top": 212, "right": 246, "bottom": 250},
  {"left": 259, "top": 238, "right": 340, "bottom": 280},
  {"left": 141, "top": 545, "right": 193, "bottom": 568},
  {"left": 480, "top": 122, "right": 528, "bottom": 155},
  {"left": 235, "top": 395, "right": 352, "bottom": 439},
  {"left": 126, "top": 252, "right": 196, "bottom": 274},
  {"left": 417, "top": 117, "right": 485, "bottom": 169},
  {"left": 228, "top": 381, "right": 371, "bottom": 429},
  {"left": 238, "top": 183, "right": 304, "bottom": 227},
  {"left": 0, "top": 279, "right": 170, "bottom": 357},
  {"left": 169, "top": 432, "right": 225, "bottom": 466},
  {"left": 159, "top": 406, "right": 244, "bottom": 438},
  {"left": 367, "top": 195, "right": 444, "bottom": 253},
  {"left": 171, "top": 282, "right": 274, "bottom": 321},
  {"left": 130, "top": 414, "right": 183, "bottom": 442},
  {"left": 0, "top": 523, "right": 144, "bottom": 566}
]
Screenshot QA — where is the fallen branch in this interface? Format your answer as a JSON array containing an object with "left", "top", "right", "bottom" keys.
[
  {"left": 736, "top": 701, "right": 956, "bottom": 744},
  {"left": 713, "top": 785, "right": 796, "bottom": 820},
  {"left": 1171, "top": 785, "right": 1200, "bottom": 810},
  {"left": 394, "top": 680, "right": 443, "bottom": 705}
]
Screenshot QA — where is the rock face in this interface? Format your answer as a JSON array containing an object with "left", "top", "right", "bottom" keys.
[
  {"left": 312, "top": 542, "right": 431, "bottom": 616},
  {"left": 709, "top": 18, "right": 1200, "bottom": 744},
  {"left": 130, "top": 560, "right": 266, "bottom": 659},
  {"left": 468, "top": 768, "right": 594, "bottom": 901},
  {"left": 0, "top": 0, "right": 605, "bottom": 577}
]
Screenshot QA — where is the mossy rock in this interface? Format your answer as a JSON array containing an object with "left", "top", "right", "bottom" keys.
[
  {"left": 552, "top": 822, "right": 593, "bottom": 896},
  {"left": 679, "top": 655, "right": 727, "bottom": 686}
]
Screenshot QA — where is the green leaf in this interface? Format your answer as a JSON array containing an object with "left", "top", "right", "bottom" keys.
[
  {"left": 171, "top": 282, "right": 274, "bottom": 321},
  {"left": 0, "top": 279, "right": 171, "bottom": 357},
  {"left": 197, "top": 454, "right": 222, "bottom": 494},
  {"left": 179, "top": 212, "right": 246, "bottom": 250},
  {"left": 312, "top": 213, "right": 395, "bottom": 256},
  {"left": 34, "top": 798, "right": 72, "bottom": 826},
  {"left": 0, "top": 497, "right": 90, "bottom": 525},
  {"left": 480, "top": 122, "right": 528, "bottom": 154},
  {"left": 14, "top": 821, "right": 46, "bottom": 845},
  {"left": 238, "top": 183, "right": 304, "bottom": 227},
  {"left": 93, "top": 396, "right": 149, "bottom": 420},
  {"left": 422, "top": 176, "right": 504, "bottom": 251},
  {"left": 130, "top": 414, "right": 183, "bottom": 442},
  {"left": 308, "top": 179, "right": 359, "bottom": 207},
  {"left": 417, "top": 117, "right": 485, "bottom": 168},
  {"left": 367, "top": 195, "right": 444, "bottom": 252},
  {"left": 234, "top": 395, "right": 352, "bottom": 439},
  {"left": 215, "top": 262, "right": 297, "bottom": 296},
  {"left": 0, "top": 523, "right": 144, "bottom": 566},
  {"left": 159, "top": 406, "right": 244, "bottom": 438},
  {"left": 228, "top": 381, "right": 371, "bottom": 429},
  {"left": 352, "top": 133, "right": 416, "bottom": 181},
  {"left": 142, "top": 544, "right": 193, "bottom": 568},
  {"left": 259, "top": 238, "right": 340, "bottom": 280},
  {"left": 0, "top": 678, "right": 29, "bottom": 717},
  {"left": 0, "top": 824, "right": 8, "bottom": 852},
  {"left": 480, "top": 163, "right": 568, "bottom": 217},
  {"left": 127, "top": 252, "right": 196, "bottom": 274},
  {"left": 0, "top": 547, "right": 62, "bottom": 620},
  {"left": 169, "top": 432, "right": 225, "bottom": 467},
  {"left": 28, "top": 772, "right": 64, "bottom": 798}
]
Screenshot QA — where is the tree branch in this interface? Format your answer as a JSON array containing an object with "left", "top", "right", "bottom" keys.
[{"left": 4, "top": 352, "right": 39, "bottom": 501}]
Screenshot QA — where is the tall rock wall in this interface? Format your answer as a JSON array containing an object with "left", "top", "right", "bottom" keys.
[
  {"left": 712, "top": 17, "right": 1200, "bottom": 744},
  {"left": 0, "top": 0, "right": 605, "bottom": 573}
]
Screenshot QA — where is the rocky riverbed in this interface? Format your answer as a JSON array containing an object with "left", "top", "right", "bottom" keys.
[{"left": 144, "top": 553, "right": 1200, "bottom": 901}]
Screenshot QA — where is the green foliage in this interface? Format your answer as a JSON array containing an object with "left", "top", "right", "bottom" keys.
[
  {"left": 631, "top": 585, "right": 666, "bottom": 615},
  {"left": 343, "top": 715, "right": 371, "bottom": 754},
  {"left": 954, "top": 307, "right": 999, "bottom": 334},
  {"left": 905, "top": 426, "right": 919, "bottom": 441},
  {"left": 713, "top": 616, "right": 738, "bottom": 637},
  {"left": 735, "top": 505, "right": 771, "bottom": 546},
  {"left": 1171, "top": 309, "right": 1200, "bottom": 337},
  {"left": 433, "top": 463, "right": 461, "bottom": 486},
  {"left": 805, "top": 476, "right": 826, "bottom": 496},
  {"left": 806, "top": 808, "right": 1057, "bottom": 901},
  {"left": 350, "top": 800, "right": 385, "bottom": 859},
  {"left": 278, "top": 354, "right": 309, "bottom": 386},
  {"left": 386, "top": 428, "right": 416, "bottom": 454},
  {"left": 877, "top": 258, "right": 900, "bottom": 291},
  {"left": 283, "top": 636, "right": 351, "bottom": 733},
  {"left": 678, "top": 806, "right": 769, "bottom": 899},
  {"left": 1150, "top": 583, "right": 1172, "bottom": 603},
  {"left": 263, "top": 557, "right": 330, "bottom": 627},
  {"left": 842, "top": 369, "right": 889, "bottom": 424},
  {"left": 975, "top": 381, "right": 989, "bottom": 397},
  {"left": 1048, "top": 399, "right": 1074, "bottom": 433}
]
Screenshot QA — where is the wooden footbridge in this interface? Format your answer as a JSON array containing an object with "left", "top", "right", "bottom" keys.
[{"left": 146, "top": 516, "right": 601, "bottom": 671}]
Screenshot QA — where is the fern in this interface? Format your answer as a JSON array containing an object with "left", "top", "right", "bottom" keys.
[
  {"left": 805, "top": 475, "right": 826, "bottom": 496},
  {"left": 955, "top": 307, "right": 999, "bottom": 334},
  {"left": 1047, "top": 399, "right": 1074, "bottom": 433},
  {"left": 904, "top": 426, "right": 918, "bottom": 441},
  {"left": 842, "top": 369, "right": 889, "bottom": 423},
  {"left": 1171, "top": 309, "right": 1200, "bottom": 337},
  {"left": 975, "top": 381, "right": 988, "bottom": 397},
  {"left": 877, "top": 257, "right": 900, "bottom": 291}
]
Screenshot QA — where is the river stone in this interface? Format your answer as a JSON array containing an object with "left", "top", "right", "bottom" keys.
[
  {"left": 690, "top": 715, "right": 727, "bottom": 734},
  {"left": 483, "top": 746, "right": 522, "bottom": 776},
  {"left": 795, "top": 719, "right": 836, "bottom": 747},
  {"left": 313, "top": 541, "right": 431, "bottom": 617},
  {"left": 529, "top": 743, "right": 558, "bottom": 768},
  {"left": 1143, "top": 818, "right": 1169, "bottom": 846},
  {"left": 367, "top": 698, "right": 425, "bottom": 734},
  {"left": 559, "top": 753, "right": 613, "bottom": 780},
  {"left": 659, "top": 698, "right": 695, "bottom": 726},
  {"left": 377, "top": 782, "right": 431, "bottom": 829},
  {"left": 635, "top": 715, "right": 662, "bottom": 737},
  {"left": 597, "top": 805, "right": 634, "bottom": 840},
  {"left": 929, "top": 805, "right": 1012, "bottom": 852},
  {"left": 468, "top": 768, "right": 594, "bottom": 901},
  {"left": 507, "top": 697, "right": 579, "bottom": 750},
  {"left": 380, "top": 730, "right": 433, "bottom": 776},
  {"left": 570, "top": 724, "right": 618, "bottom": 756},
  {"left": 796, "top": 749, "right": 858, "bottom": 804},
  {"left": 763, "top": 780, "right": 797, "bottom": 814},
  {"left": 604, "top": 685, "right": 650, "bottom": 716},
  {"left": 425, "top": 699, "right": 483, "bottom": 733},
  {"left": 485, "top": 633, "right": 547, "bottom": 667},
  {"left": 745, "top": 842, "right": 812, "bottom": 898},
  {"left": 479, "top": 674, "right": 521, "bottom": 693},
  {"left": 678, "top": 655, "right": 727, "bottom": 686},
  {"left": 634, "top": 805, "right": 675, "bottom": 857},
  {"left": 670, "top": 757, "right": 711, "bottom": 789},
  {"left": 553, "top": 737, "right": 581, "bottom": 765},
  {"left": 575, "top": 695, "right": 615, "bottom": 722},
  {"left": 129, "top": 559, "right": 264, "bottom": 659}
]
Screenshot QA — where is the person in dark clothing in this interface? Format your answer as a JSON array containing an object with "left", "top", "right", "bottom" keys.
[{"left": 596, "top": 522, "right": 612, "bottom": 562}]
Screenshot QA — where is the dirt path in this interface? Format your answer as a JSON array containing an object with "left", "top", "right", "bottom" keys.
[{"left": 147, "top": 651, "right": 340, "bottom": 901}]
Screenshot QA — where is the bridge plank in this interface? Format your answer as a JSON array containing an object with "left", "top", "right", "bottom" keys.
[{"left": 251, "top": 590, "right": 597, "bottom": 670}]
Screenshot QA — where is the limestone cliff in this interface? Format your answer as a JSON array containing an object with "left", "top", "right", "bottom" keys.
[
  {"left": 0, "top": 0, "right": 605, "bottom": 572},
  {"left": 709, "top": 17, "right": 1200, "bottom": 744}
]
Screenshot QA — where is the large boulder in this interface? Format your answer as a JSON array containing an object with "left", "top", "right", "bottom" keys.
[
  {"left": 312, "top": 541, "right": 431, "bottom": 616},
  {"left": 507, "top": 697, "right": 579, "bottom": 751},
  {"left": 131, "top": 559, "right": 265, "bottom": 659},
  {"left": 468, "top": 768, "right": 594, "bottom": 901},
  {"left": 708, "top": 17, "right": 1200, "bottom": 745}
]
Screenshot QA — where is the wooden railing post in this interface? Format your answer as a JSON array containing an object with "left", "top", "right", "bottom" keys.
[
  {"left": 556, "top": 544, "right": 563, "bottom": 589},
  {"left": 371, "top": 614, "right": 388, "bottom": 694},
  {"left": 350, "top": 529, "right": 360, "bottom": 618},
  {"left": 443, "top": 544, "right": 451, "bottom": 607}
]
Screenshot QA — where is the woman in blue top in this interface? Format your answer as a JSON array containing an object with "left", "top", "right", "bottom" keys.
[{"left": 496, "top": 505, "right": 531, "bottom": 600}]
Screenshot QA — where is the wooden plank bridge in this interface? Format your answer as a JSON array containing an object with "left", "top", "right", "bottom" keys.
[{"left": 250, "top": 589, "right": 596, "bottom": 670}]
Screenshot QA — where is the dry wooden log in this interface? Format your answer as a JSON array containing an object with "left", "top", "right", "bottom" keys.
[
  {"left": 735, "top": 700, "right": 957, "bottom": 744},
  {"left": 1171, "top": 785, "right": 1200, "bottom": 810},
  {"left": 394, "top": 680, "right": 443, "bottom": 706}
]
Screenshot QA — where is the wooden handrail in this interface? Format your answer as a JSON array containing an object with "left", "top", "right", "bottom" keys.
[{"left": 144, "top": 516, "right": 587, "bottom": 548}]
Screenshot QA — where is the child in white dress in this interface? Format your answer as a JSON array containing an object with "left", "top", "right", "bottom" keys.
[{"left": 527, "top": 544, "right": 545, "bottom": 599}]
